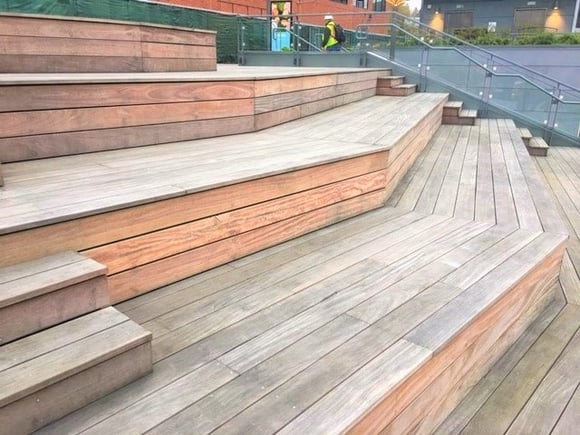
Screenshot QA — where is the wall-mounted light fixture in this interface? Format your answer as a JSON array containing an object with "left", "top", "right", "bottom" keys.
[
  {"left": 435, "top": 7, "right": 441, "bottom": 14},
  {"left": 552, "top": 0, "right": 559, "bottom": 9}
]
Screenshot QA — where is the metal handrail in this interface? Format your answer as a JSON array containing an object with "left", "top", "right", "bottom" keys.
[
  {"left": 238, "top": 10, "right": 580, "bottom": 96},
  {"left": 386, "top": 12, "right": 580, "bottom": 94},
  {"left": 361, "top": 22, "right": 580, "bottom": 105}
]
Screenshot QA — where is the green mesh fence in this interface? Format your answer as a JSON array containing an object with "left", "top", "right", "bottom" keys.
[{"left": 0, "top": 0, "right": 245, "bottom": 63}]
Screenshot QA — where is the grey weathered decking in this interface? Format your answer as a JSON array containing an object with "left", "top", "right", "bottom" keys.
[
  {"left": 403, "top": 131, "right": 580, "bottom": 435},
  {"left": 534, "top": 146, "right": 580, "bottom": 305},
  {"left": 0, "top": 92, "right": 445, "bottom": 234},
  {"left": 34, "top": 118, "right": 575, "bottom": 434}
]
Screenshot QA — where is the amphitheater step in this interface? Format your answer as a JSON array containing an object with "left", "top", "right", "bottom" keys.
[
  {"left": 0, "top": 307, "right": 152, "bottom": 434},
  {"left": 0, "top": 251, "right": 109, "bottom": 345}
]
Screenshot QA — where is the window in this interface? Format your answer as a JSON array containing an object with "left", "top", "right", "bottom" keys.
[
  {"left": 445, "top": 11, "right": 473, "bottom": 33},
  {"left": 373, "top": 0, "right": 386, "bottom": 11},
  {"left": 514, "top": 8, "right": 547, "bottom": 31}
]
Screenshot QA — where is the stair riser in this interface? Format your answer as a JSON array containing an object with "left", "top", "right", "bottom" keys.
[
  {"left": 377, "top": 78, "right": 404, "bottom": 88},
  {"left": 442, "top": 108, "right": 460, "bottom": 117},
  {"left": 527, "top": 146, "right": 548, "bottom": 157},
  {"left": 0, "top": 341, "right": 152, "bottom": 434},
  {"left": 442, "top": 116, "right": 476, "bottom": 126},
  {"left": 0, "top": 276, "right": 109, "bottom": 345},
  {"left": 377, "top": 87, "right": 416, "bottom": 97}
]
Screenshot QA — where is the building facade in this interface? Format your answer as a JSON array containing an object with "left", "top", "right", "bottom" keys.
[
  {"left": 162, "top": 0, "right": 394, "bottom": 28},
  {"left": 421, "top": 0, "right": 580, "bottom": 34}
]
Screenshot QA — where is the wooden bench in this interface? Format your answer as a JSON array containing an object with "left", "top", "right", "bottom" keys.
[
  {"left": 0, "top": 307, "right": 152, "bottom": 434},
  {"left": 0, "top": 251, "right": 108, "bottom": 344},
  {"left": 0, "top": 14, "right": 216, "bottom": 73}
]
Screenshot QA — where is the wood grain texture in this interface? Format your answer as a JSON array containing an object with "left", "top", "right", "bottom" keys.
[
  {"left": 0, "top": 14, "right": 216, "bottom": 73},
  {"left": 432, "top": 291, "right": 566, "bottom": 435},
  {"left": 0, "top": 307, "right": 152, "bottom": 433},
  {"left": 108, "top": 190, "right": 386, "bottom": 303},
  {"left": 0, "top": 151, "right": 386, "bottom": 267}
]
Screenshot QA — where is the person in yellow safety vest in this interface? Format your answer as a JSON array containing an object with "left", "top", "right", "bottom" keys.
[{"left": 322, "top": 15, "right": 341, "bottom": 51}]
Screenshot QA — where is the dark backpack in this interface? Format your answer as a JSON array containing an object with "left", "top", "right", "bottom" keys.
[{"left": 334, "top": 23, "right": 346, "bottom": 43}]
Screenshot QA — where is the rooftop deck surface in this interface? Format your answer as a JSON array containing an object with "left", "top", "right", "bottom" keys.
[{"left": 36, "top": 120, "right": 577, "bottom": 434}]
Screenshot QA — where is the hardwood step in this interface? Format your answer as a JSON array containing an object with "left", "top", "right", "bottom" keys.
[
  {"left": 346, "top": 232, "right": 567, "bottom": 434},
  {"left": 0, "top": 251, "right": 109, "bottom": 345},
  {"left": 528, "top": 137, "right": 549, "bottom": 157},
  {"left": 519, "top": 127, "right": 533, "bottom": 146},
  {"left": 377, "top": 76, "right": 405, "bottom": 88},
  {"left": 442, "top": 108, "right": 477, "bottom": 125},
  {"left": 377, "top": 84, "right": 417, "bottom": 97},
  {"left": 0, "top": 307, "right": 152, "bottom": 434},
  {"left": 0, "top": 161, "right": 3, "bottom": 186},
  {"left": 442, "top": 101, "right": 463, "bottom": 116}
]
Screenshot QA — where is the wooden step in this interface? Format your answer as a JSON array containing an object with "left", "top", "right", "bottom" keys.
[
  {"left": 519, "top": 127, "right": 533, "bottom": 146},
  {"left": 0, "top": 161, "right": 3, "bottom": 186},
  {"left": 442, "top": 101, "right": 463, "bottom": 117},
  {"left": 528, "top": 137, "right": 549, "bottom": 157},
  {"left": 0, "top": 251, "right": 109, "bottom": 345},
  {"left": 377, "top": 84, "right": 417, "bottom": 97},
  {"left": 377, "top": 76, "right": 405, "bottom": 88},
  {"left": 0, "top": 307, "right": 152, "bottom": 434},
  {"left": 0, "top": 14, "right": 216, "bottom": 74},
  {"left": 442, "top": 108, "right": 477, "bottom": 125}
]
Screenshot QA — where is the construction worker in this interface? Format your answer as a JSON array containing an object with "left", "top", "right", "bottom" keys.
[{"left": 322, "top": 15, "right": 341, "bottom": 51}]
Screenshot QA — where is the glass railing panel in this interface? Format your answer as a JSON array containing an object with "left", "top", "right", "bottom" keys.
[
  {"left": 489, "top": 75, "right": 553, "bottom": 124},
  {"left": 425, "top": 48, "right": 486, "bottom": 97},
  {"left": 240, "top": 17, "right": 270, "bottom": 52},
  {"left": 554, "top": 102, "right": 580, "bottom": 139}
]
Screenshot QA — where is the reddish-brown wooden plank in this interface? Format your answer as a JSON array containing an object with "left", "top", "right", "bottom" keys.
[{"left": 108, "top": 190, "right": 386, "bottom": 302}]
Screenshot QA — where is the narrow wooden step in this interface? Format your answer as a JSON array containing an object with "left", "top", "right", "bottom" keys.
[
  {"left": 0, "top": 161, "right": 3, "bottom": 186},
  {"left": 528, "top": 137, "right": 549, "bottom": 157},
  {"left": 0, "top": 251, "right": 109, "bottom": 344},
  {"left": 0, "top": 307, "right": 152, "bottom": 434},
  {"left": 377, "top": 83, "right": 417, "bottom": 97},
  {"left": 519, "top": 127, "right": 533, "bottom": 146},
  {"left": 442, "top": 107, "right": 477, "bottom": 125},
  {"left": 442, "top": 101, "right": 463, "bottom": 117},
  {"left": 377, "top": 76, "right": 405, "bottom": 88}
]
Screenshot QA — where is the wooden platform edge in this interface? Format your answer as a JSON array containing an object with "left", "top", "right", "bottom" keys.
[{"left": 348, "top": 238, "right": 565, "bottom": 434}]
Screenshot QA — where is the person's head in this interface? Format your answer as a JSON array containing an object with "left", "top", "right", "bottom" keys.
[{"left": 324, "top": 15, "right": 333, "bottom": 22}]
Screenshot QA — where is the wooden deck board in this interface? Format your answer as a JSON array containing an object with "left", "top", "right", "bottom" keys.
[
  {"left": 533, "top": 146, "right": 580, "bottom": 306},
  {"left": 432, "top": 291, "right": 566, "bottom": 435},
  {"left": 18, "top": 74, "right": 576, "bottom": 434}
]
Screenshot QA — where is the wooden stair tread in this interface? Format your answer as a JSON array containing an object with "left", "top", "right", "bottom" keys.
[
  {"left": 394, "top": 84, "right": 417, "bottom": 89},
  {"left": 459, "top": 109, "right": 477, "bottom": 118},
  {"left": 407, "top": 232, "right": 566, "bottom": 351},
  {"left": 530, "top": 137, "right": 549, "bottom": 149},
  {"left": 443, "top": 101, "right": 463, "bottom": 109},
  {"left": 0, "top": 307, "right": 151, "bottom": 407},
  {"left": 519, "top": 128, "right": 533, "bottom": 140},
  {"left": 0, "top": 251, "right": 106, "bottom": 308}
]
